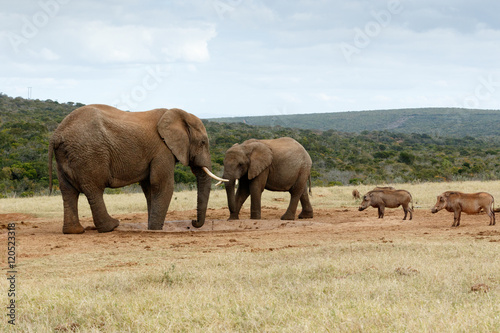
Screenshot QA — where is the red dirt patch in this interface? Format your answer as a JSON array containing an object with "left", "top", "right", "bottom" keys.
[{"left": 2, "top": 207, "right": 498, "bottom": 264}]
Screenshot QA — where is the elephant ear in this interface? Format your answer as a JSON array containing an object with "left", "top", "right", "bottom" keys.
[
  {"left": 248, "top": 142, "right": 273, "bottom": 180},
  {"left": 157, "top": 109, "right": 190, "bottom": 166}
]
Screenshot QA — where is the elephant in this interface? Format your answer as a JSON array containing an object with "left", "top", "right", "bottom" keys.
[
  {"left": 48, "top": 104, "right": 227, "bottom": 234},
  {"left": 222, "top": 137, "right": 313, "bottom": 220}
]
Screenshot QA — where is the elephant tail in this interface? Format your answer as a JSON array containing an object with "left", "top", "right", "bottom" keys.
[
  {"left": 308, "top": 174, "right": 312, "bottom": 196},
  {"left": 48, "top": 139, "right": 54, "bottom": 195}
]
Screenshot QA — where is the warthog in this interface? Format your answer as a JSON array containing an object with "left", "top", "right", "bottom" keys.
[
  {"left": 431, "top": 191, "right": 495, "bottom": 227},
  {"left": 352, "top": 189, "right": 360, "bottom": 199},
  {"left": 358, "top": 189, "right": 413, "bottom": 220}
]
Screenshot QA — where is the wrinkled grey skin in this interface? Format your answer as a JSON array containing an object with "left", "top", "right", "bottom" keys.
[
  {"left": 358, "top": 189, "right": 413, "bottom": 220},
  {"left": 49, "top": 104, "right": 213, "bottom": 234},
  {"left": 431, "top": 191, "right": 495, "bottom": 227},
  {"left": 222, "top": 137, "right": 313, "bottom": 221}
]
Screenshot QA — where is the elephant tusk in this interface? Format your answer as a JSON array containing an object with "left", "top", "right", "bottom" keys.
[
  {"left": 202, "top": 167, "right": 229, "bottom": 182},
  {"left": 215, "top": 179, "right": 238, "bottom": 187}
]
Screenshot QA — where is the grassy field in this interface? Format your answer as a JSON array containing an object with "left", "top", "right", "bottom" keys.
[
  {"left": 3, "top": 180, "right": 500, "bottom": 218},
  {"left": 1, "top": 181, "right": 500, "bottom": 332},
  {"left": 11, "top": 241, "right": 500, "bottom": 332}
]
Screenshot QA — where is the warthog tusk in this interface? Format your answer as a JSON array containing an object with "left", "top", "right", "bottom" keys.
[{"left": 202, "top": 167, "right": 229, "bottom": 182}]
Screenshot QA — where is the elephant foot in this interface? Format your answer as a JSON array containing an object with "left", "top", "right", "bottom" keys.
[
  {"left": 62, "top": 223, "right": 85, "bottom": 234},
  {"left": 298, "top": 211, "right": 313, "bottom": 219},
  {"left": 228, "top": 213, "right": 240, "bottom": 221},
  {"left": 280, "top": 213, "right": 296, "bottom": 220},
  {"left": 96, "top": 218, "right": 120, "bottom": 233}
]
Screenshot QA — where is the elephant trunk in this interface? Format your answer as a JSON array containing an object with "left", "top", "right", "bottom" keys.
[
  {"left": 191, "top": 166, "right": 211, "bottom": 228},
  {"left": 225, "top": 179, "right": 238, "bottom": 220}
]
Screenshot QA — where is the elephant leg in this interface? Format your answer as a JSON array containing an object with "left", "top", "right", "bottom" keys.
[
  {"left": 140, "top": 180, "right": 152, "bottom": 217},
  {"left": 249, "top": 180, "right": 264, "bottom": 220},
  {"left": 282, "top": 192, "right": 300, "bottom": 220},
  {"left": 60, "top": 179, "right": 85, "bottom": 234},
  {"left": 232, "top": 181, "right": 250, "bottom": 220},
  {"left": 148, "top": 187, "right": 173, "bottom": 230},
  {"left": 298, "top": 189, "right": 313, "bottom": 219},
  {"left": 282, "top": 181, "right": 308, "bottom": 220},
  {"left": 83, "top": 187, "right": 119, "bottom": 233},
  {"left": 147, "top": 167, "right": 175, "bottom": 230}
]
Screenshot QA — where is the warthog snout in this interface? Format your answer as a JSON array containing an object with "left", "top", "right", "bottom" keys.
[{"left": 431, "top": 207, "right": 438, "bottom": 214}]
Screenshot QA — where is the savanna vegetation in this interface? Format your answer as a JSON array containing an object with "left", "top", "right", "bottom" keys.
[
  {"left": 0, "top": 94, "right": 83, "bottom": 197},
  {"left": 1, "top": 93, "right": 500, "bottom": 197}
]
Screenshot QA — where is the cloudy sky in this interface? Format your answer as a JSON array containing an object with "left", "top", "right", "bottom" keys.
[{"left": 1, "top": 0, "right": 499, "bottom": 118}]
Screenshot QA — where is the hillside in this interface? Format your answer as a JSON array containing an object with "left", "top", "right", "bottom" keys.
[
  {"left": 1, "top": 93, "right": 500, "bottom": 197},
  {"left": 211, "top": 108, "right": 500, "bottom": 138},
  {"left": 205, "top": 121, "right": 500, "bottom": 186},
  {"left": 0, "top": 94, "right": 83, "bottom": 197}
]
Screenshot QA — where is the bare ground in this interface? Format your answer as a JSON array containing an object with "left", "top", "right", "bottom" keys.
[{"left": 1, "top": 207, "right": 500, "bottom": 266}]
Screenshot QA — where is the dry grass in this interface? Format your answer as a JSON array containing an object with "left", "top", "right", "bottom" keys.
[
  {"left": 2, "top": 181, "right": 500, "bottom": 332},
  {"left": 2, "top": 180, "right": 500, "bottom": 218},
  {"left": 4, "top": 241, "right": 500, "bottom": 332}
]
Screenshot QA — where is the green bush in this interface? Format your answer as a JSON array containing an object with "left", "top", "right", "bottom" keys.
[{"left": 2, "top": 93, "right": 500, "bottom": 195}]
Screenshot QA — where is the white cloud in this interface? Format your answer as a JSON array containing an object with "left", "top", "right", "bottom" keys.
[
  {"left": 32, "top": 48, "right": 60, "bottom": 61},
  {"left": 38, "top": 20, "right": 216, "bottom": 65},
  {"left": 1, "top": 1, "right": 500, "bottom": 116},
  {"left": 317, "top": 93, "right": 336, "bottom": 102},
  {"left": 290, "top": 12, "right": 314, "bottom": 21}
]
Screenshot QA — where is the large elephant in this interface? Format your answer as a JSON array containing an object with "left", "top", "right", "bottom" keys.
[
  {"left": 222, "top": 137, "right": 313, "bottom": 220},
  {"left": 49, "top": 104, "right": 226, "bottom": 234}
]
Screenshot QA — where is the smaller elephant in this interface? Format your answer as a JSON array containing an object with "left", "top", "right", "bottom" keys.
[{"left": 223, "top": 137, "right": 313, "bottom": 220}]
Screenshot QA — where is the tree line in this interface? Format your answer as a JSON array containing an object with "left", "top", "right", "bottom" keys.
[{"left": 1, "top": 93, "right": 499, "bottom": 197}]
